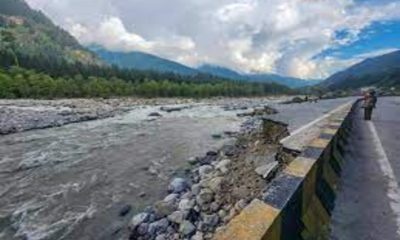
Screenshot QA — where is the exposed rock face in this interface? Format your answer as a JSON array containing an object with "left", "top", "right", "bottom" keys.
[{"left": 262, "top": 119, "right": 289, "bottom": 143}]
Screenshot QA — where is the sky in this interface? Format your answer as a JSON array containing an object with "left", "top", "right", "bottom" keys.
[{"left": 25, "top": 0, "right": 400, "bottom": 79}]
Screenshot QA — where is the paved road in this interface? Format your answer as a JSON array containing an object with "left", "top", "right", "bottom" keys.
[{"left": 330, "top": 97, "right": 400, "bottom": 240}]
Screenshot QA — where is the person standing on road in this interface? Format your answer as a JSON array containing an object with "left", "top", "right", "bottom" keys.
[{"left": 363, "top": 90, "right": 377, "bottom": 120}]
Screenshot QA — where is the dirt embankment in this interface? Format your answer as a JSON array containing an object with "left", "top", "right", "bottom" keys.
[{"left": 128, "top": 113, "right": 297, "bottom": 240}]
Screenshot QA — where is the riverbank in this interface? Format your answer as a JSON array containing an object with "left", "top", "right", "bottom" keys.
[{"left": 0, "top": 97, "right": 289, "bottom": 135}]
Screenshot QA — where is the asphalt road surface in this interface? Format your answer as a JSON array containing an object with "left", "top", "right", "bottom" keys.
[{"left": 330, "top": 96, "right": 400, "bottom": 240}]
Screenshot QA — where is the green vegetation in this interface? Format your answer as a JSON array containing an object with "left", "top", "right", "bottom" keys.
[
  {"left": 0, "top": 0, "right": 102, "bottom": 65},
  {"left": 0, "top": 67, "right": 291, "bottom": 99},
  {"left": 327, "top": 68, "right": 400, "bottom": 90}
]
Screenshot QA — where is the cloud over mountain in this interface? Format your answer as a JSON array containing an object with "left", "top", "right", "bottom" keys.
[{"left": 26, "top": 0, "right": 400, "bottom": 79}]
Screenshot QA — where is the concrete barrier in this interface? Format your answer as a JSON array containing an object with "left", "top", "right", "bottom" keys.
[{"left": 214, "top": 101, "right": 358, "bottom": 240}]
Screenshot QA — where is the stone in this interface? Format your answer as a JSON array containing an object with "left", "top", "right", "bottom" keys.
[
  {"left": 199, "top": 151, "right": 218, "bottom": 165},
  {"left": 191, "top": 184, "right": 201, "bottom": 195},
  {"left": 168, "top": 211, "right": 186, "bottom": 224},
  {"left": 148, "top": 218, "right": 170, "bottom": 235},
  {"left": 154, "top": 201, "right": 176, "bottom": 218},
  {"left": 178, "top": 199, "right": 196, "bottom": 211},
  {"left": 180, "top": 220, "right": 196, "bottom": 236},
  {"left": 201, "top": 213, "right": 219, "bottom": 228},
  {"left": 163, "top": 193, "right": 180, "bottom": 205},
  {"left": 204, "top": 177, "right": 224, "bottom": 192},
  {"left": 255, "top": 162, "right": 279, "bottom": 179},
  {"left": 129, "top": 212, "right": 149, "bottom": 229},
  {"left": 160, "top": 105, "right": 189, "bottom": 113},
  {"left": 215, "top": 159, "right": 231, "bottom": 174},
  {"left": 212, "top": 133, "right": 222, "bottom": 139},
  {"left": 168, "top": 178, "right": 190, "bottom": 193},
  {"left": 155, "top": 234, "right": 167, "bottom": 240},
  {"left": 221, "top": 144, "right": 237, "bottom": 157},
  {"left": 148, "top": 166, "right": 158, "bottom": 175},
  {"left": 138, "top": 192, "right": 146, "bottom": 198},
  {"left": 188, "top": 157, "right": 199, "bottom": 165},
  {"left": 119, "top": 204, "right": 132, "bottom": 217},
  {"left": 234, "top": 199, "right": 247, "bottom": 211},
  {"left": 198, "top": 165, "right": 213, "bottom": 178},
  {"left": 210, "top": 202, "right": 221, "bottom": 212},
  {"left": 136, "top": 223, "right": 149, "bottom": 235},
  {"left": 181, "top": 191, "right": 194, "bottom": 200},
  {"left": 206, "top": 151, "right": 218, "bottom": 156},
  {"left": 217, "top": 209, "right": 227, "bottom": 219},
  {"left": 196, "top": 188, "right": 214, "bottom": 207},
  {"left": 245, "top": 153, "right": 276, "bottom": 167},
  {"left": 191, "top": 231, "right": 204, "bottom": 240},
  {"left": 148, "top": 112, "right": 162, "bottom": 117}
]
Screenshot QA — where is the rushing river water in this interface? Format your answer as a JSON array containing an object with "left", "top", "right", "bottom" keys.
[{"left": 0, "top": 98, "right": 353, "bottom": 240}]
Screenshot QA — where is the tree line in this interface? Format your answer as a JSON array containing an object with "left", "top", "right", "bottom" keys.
[{"left": 0, "top": 67, "right": 292, "bottom": 99}]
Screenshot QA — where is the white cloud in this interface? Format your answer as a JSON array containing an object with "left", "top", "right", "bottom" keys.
[
  {"left": 66, "top": 17, "right": 196, "bottom": 61},
  {"left": 25, "top": 0, "right": 400, "bottom": 79}
]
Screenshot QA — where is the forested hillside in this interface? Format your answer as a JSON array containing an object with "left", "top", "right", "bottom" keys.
[
  {"left": 322, "top": 50, "right": 400, "bottom": 90},
  {"left": 93, "top": 48, "right": 198, "bottom": 75},
  {"left": 0, "top": 0, "right": 102, "bottom": 66}
]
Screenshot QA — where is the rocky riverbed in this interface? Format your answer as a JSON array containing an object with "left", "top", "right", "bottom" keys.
[{"left": 0, "top": 97, "right": 353, "bottom": 240}]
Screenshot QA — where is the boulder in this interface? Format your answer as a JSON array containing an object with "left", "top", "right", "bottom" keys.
[
  {"left": 187, "top": 157, "right": 199, "bottom": 165},
  {"left": 154, "top": 201, "right": 176, "bottom": 218},
  {"left": 167, "top": 211, "right": 186, "bottom": 224},
  {"left": 198, "top": 165, "right": 213, "bottom": 178},
  {"left": 201, "top": 213, "right": 220, "bottom": 228},
  {"left": 136, "top": 223, "right": 149, "bottom": 235},
  {"left": 191, "top": 231, "right": 204, "bottom": 240},
  {"left": 148, "top": 218, "right": 170, "bottom": 235},
  {"left": 163, "top": 193, "right": 180, "bottom": 205},
  {"left": 191, "top": 184, "right": 201, "bottom": 195},
  {"left": 129, "top": 212, "right": 149, "bottom": 229},
  {"left": 178, "top": 199, "right": 196, "bottom": 211},
  {"left": 179, "top": 220, "right": 196, "bottom": 236},
  {"left": 148, "top": 112, "right": 163, "bottom": 117},
  {"left": 168, "top": 178, "right": 190, "bottom": 193},
  {"left": 215, "top": 159, "right": 231, "bottom": 174},
  {"left": 196, "top": 188, "right": 214, "bottom": 207},
  {"left": 119, "top": 204, "right": 132, "bottom": 217},
  {"left": 255, "top": 162, "right": 279, "bottom": 179},
  {"left": 203, "top": 177, "right": 224, "bottom": 192},
  {"left": 155, "top": 234, "right": 167, "bottom": 240}
]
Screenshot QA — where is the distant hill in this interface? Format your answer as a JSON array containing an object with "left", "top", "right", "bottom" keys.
[
  {"left": 198, "top": 64, "right": 319, "bottom": 88},
  {"left": 0, "top": 0, "right": 102, "bottom": 66},
  {"left": 92, "top": 48, "right": 198, "bottom": 75},
  {"left": 322, "top": 50, "right": 400, "bottom": 90}
]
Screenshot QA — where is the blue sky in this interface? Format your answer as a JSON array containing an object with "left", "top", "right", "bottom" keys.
[
  {"left": 317, "top": 20, "right": 400, "bottom": 60},
  {"left": 26, "top": 0, "right": 400, "bottom": 79}
]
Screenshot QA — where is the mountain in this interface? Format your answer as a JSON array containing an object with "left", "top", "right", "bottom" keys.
[
  {"left": 0, "top": 0, "right": 102, "bottom": 66},
  {"left": 198, "top": 64, "right": 319, "bottom": 88},
  {"left": 322, "top": 50, "right": 400, "bottom": 90},
  {"left": 92, "top": 48, "right": 198, "bottom": 75},
  {"left": 197, "top": 64, "right": 244, "bottom": 80}
]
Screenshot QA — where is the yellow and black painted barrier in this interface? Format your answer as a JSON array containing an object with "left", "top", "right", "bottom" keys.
[{"left": 214, "top": 101, "right": 358, "bottom": 240}]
